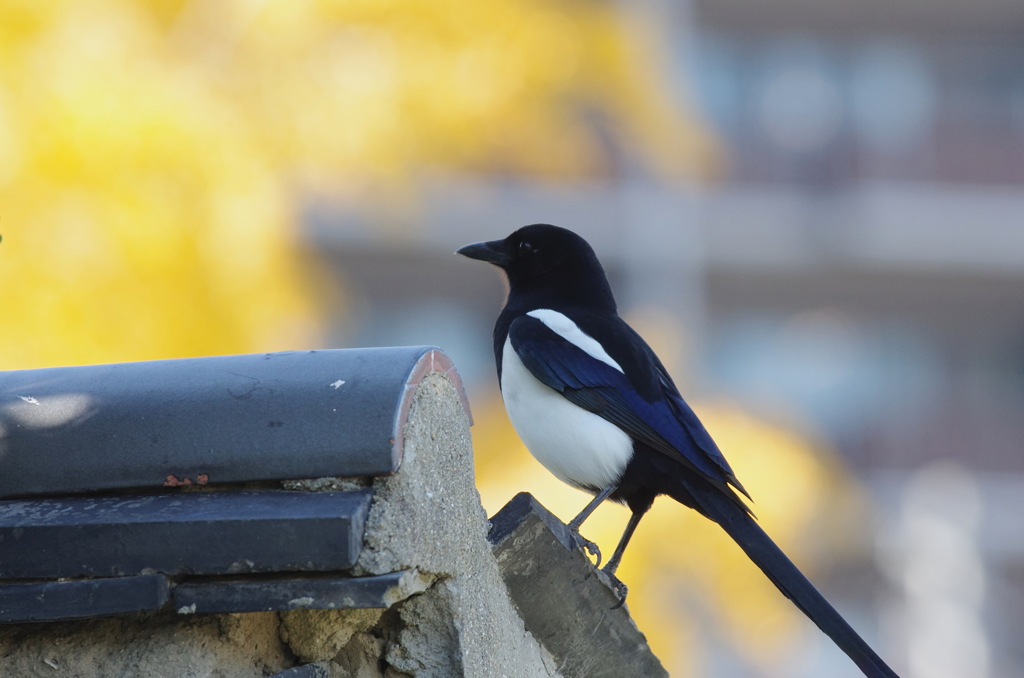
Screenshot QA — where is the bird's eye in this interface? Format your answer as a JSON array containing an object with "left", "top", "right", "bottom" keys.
[{"left": 518, "top": 240, "right": 534, "bottom": 255}]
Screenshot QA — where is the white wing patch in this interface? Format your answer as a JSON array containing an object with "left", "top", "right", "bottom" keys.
[{"left": 526, "top": 309, "right": 624, "bottom": 374}]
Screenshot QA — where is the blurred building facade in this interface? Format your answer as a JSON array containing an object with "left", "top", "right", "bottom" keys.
[
  {"left": 686, "top": 3, "right": 1024, "bottom": 675},
  {"left": 304, "top": 1, "right": 1024, "bottom": 676}
]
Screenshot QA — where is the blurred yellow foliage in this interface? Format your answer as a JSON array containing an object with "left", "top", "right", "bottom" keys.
[
  {"left": 0, "top": 0, "right": 711, "bottom": 370},
  {"left": 0, "top": 0, "right": 322, "bottom": 368}
]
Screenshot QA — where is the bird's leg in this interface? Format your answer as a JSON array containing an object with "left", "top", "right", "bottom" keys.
[
  {"left": 566, "top": 484, "right": 617, "bottom": 567},
  {"left": 602, "top": 508, "right": 644, "bottom": 576},
  {"left": 601, "top": 507, "right": 647, "bottom": 605}
]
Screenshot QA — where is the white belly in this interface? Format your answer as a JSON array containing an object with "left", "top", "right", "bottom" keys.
[{"left": 500, "top": 337, "right": 633, "bottom": 492}]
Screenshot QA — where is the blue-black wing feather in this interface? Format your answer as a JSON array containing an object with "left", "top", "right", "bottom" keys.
[{"left": 508, "top": 314, "right": 749, "bottom": 502}]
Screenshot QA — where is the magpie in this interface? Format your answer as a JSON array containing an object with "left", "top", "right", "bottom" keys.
[{"left": 457, "top": 224, "right": 898, "bottom": 678}]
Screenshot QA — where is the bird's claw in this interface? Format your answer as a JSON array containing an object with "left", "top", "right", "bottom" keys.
[
  {"left": 570, "top": 530, "right": 603, "bottom": 568},
  {"left": 602, "top": 570, "right": 629, "bottom": 609}
]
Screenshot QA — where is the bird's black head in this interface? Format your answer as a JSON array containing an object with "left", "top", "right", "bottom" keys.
[{"left": 456, "top": 224, "right": 616, "bottom": 312}]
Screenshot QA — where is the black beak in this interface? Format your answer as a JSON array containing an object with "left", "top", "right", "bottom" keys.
[{"left": 455, "top": 239, "right": 510, "bottom": 267}]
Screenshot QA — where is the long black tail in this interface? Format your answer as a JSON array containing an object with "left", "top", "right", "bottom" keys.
[{"left": 682, "top": 480, "right": 899, "bottom": 678}]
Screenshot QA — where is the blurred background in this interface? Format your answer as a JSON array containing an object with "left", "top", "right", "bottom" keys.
[{"left": 2, "top": 1, "right": 1023, "bottom": 676}]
